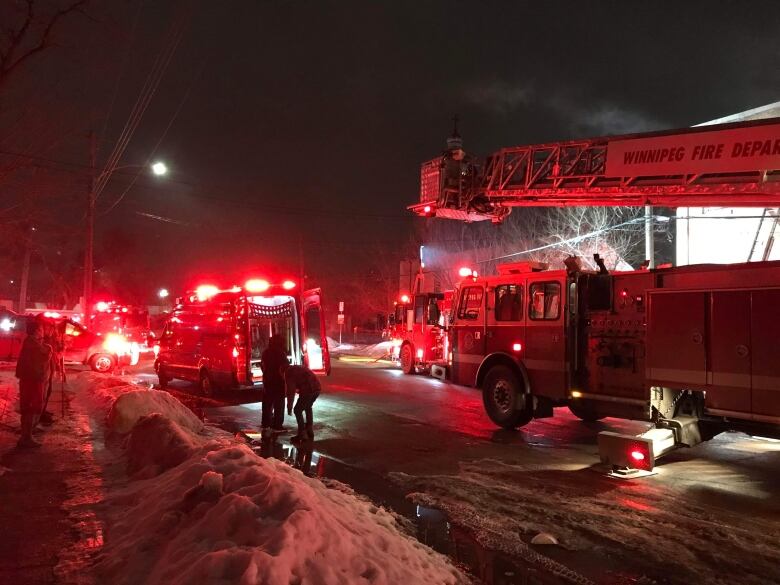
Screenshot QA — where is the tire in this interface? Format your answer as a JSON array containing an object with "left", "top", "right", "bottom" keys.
[
  {"left": 89, "top": 354, "right": 116, "bottom": 373},
  {"left": 482, "top": 365, "right": 533, "bottom": 429},
  {"left": 568, "top": 399, "right": 604, "bottom": 422},
  {"left": 399, "top": 343, "right": 415, "bottom": 375},
  {"left": 198, "top": 369, "right": 215, "bottom": 397}
]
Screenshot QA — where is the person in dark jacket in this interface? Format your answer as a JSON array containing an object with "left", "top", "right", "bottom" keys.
[
  {"left": 260, "top": 335, "right": 289, "bottom": 435},
  {"left": 15, "top": 319, "right": 53, "bottom": 448},
  {"left": 284, "top": 364, "right": 321, "bottom": 443}
]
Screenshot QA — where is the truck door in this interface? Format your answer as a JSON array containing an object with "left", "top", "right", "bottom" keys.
[
  {"left": 525, "top": 277, "right": 566, "bottom": 399},
  {"left": 451, "top": 284, "right": 486, "bottom": 386},
  {"left": 486, "top": 282, "right": 524, "bottom": 357},
  {"left": 302, "top": 288, "right": 331, "bottom": 375}
]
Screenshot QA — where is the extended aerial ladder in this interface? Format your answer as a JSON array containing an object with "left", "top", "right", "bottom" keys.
[{"left": 409, "top": 117, "right": 780, "bottom": 222}]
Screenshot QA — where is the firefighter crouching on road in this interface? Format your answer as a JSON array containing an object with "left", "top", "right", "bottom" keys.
[
  {"left": 284, "top": 364, "right": 321, "bottom": 444},
  {"left": 15, "top": 319, "right": 53, "bottom": 448},
  {"left": 260, "top": 335, "right": 290, "bottom": 437}
]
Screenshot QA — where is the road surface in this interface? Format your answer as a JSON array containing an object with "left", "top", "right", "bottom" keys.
[{"left": 126, "top": 358, "right": 780, "bottom": 585}]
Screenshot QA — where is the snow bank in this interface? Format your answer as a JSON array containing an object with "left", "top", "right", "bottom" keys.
[
  {"left": 96, "top": 441, "right": 469, "bottom": 585},
  {"left": 126, "top": 414, "right": 200, "bottom": 477},
  {"left": 108, "top": 389, "right": 204, "bottom": 434},
  {"left": 78, "top": 371, "right": 468, "bottom": 585}
]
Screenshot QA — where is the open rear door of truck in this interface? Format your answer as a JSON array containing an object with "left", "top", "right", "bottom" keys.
[{"left": 302, "top": 288, "right": 331, "bottom": 375}]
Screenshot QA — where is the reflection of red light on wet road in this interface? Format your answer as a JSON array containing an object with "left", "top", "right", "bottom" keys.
[{"left": 617, "top": 497, "right": 655, "bottom": 513}]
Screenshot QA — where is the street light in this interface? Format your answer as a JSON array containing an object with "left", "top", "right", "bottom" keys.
[{"left": 151, "top": 161, "right": 168, "bottom": 176}]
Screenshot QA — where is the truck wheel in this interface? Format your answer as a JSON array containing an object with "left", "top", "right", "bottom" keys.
[
  {"left": 568, "top": 399, "right": 604, "bottom": 422},
  {"left": 89, "top": 354, "right": 116, "bottom": 373},
  {"left": 482, "top": 365, "right": 533, "bottom": 429},
  {"left": 399, "top": 344, "right": 415, "bottom": 375},
  {"left": 198, "top": 369, "right": 215, "bottom": 397}
]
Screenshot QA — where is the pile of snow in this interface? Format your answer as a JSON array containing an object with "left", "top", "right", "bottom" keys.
[
  {"left": 125, "top": 414, "right": 200, "bottom": 477},
  {"left": 108, "top": 389, "right": 203, "bottom": 435},
  {"left": 78, "top": 371, "right": 469, "bottom": 585},
  {"left": 96, "top": 438, "right": 469, "bottom": 585},
  {"left": 70, "top": 371, "right": 138, "bottom": 410},
  {"left": 392, "top": 458, "right": 780, "bottom": 585}
]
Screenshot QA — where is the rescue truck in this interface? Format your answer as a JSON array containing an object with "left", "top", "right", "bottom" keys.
[
  {"left": 388, "top": 291, "right": 452, "bottom": 376},
  {"left": 409, "top": 116, "right": 780, "bottom": 470},
  {"left": 155, "top": 279, "right": 330, "bottom": 395},
  {"left": 446, "top": 258, "right": 780, "bottom": 467}
]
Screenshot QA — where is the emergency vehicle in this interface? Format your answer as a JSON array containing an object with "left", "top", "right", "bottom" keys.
[
  {"left": 0, "top": 308, "right": 138, "bottom": 372},
  {"left": 388, "top": 291, "right": 452, "bottom": 375},
  {"left": 409, "top": 116, "right": 780, "bottom": 470},
  {"left": 154, "top": 279, "right": 330, "bottom": 395},
  {"left": 90, "top": 301, "right": 153, "bottom": 350}
]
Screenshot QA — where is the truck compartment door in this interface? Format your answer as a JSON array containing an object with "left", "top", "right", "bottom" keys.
[
  {"left": 647, "top": 291, "right": 706, "bottom": 388},
  {"left": 707, "top": 291, "right": 751, "bottom": 413},
  {"left": 303, "top": 288, "right": 331, "bottom": 375},
  {"left": 750, "top": 289, "right": 780, "bottom": 418}
]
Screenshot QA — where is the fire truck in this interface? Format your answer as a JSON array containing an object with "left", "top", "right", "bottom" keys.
[
  {"left": 155, "top": 279, "right": 330, "bottom": 395},
  {"left": 410, "top": 117, "right": 780, "bottom": 471},
  {"left": 387, "top": 290, "right": 452, "bottom": 375}
]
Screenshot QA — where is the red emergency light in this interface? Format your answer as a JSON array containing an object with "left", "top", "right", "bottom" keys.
[
  {"left": 400, "top": 294, "right": 410, "bottom": 304},
  {"left": 282, "top": 280, "right": 296, "bottom": 290},
  {"left": 512, "top": 342, "right": 522, "bottom": 352},
  {"left": 196, "top": 284, "right": 219, "bottom": 301},
  {"left": 95, "top": 301, "right": 110, "bottom": 312},
  {"left": 245, "top": 279, "right": 270, "bottom": 293}
]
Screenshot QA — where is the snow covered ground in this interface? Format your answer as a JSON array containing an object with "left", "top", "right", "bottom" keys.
[
  {"left": 70, "top": 372, "right": 469, "bottom": 585},
  {"left": 327, "top": 337, "right": 394, "bottom": 360},
  {"left": 391, "top": 451, "right": 780, "bottom": 585}
]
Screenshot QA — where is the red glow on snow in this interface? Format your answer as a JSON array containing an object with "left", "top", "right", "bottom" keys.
[
  {"left": 282, "top": 280, "right": 296, "bottom": 290},
  {"left": 245, "top": 279, "right": 270, "bottom": 293}
]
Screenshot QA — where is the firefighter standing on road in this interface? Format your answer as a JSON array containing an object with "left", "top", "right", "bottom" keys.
[
  {"left": 15, "top": 319, "right": 53, "bottom": 448},
  {"left": 284, "top": 364, "right": 321, "bottom": 444},
  {"left": 260, "top": 335, "right": 289, "bottom": 436}
]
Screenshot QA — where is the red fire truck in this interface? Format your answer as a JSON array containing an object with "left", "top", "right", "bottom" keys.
[
  {"left": 410, "top": 117, "right": 780, "bottom": 470},
  {"left": 155, "top": 279, "right": 330, "bottom": 395},
  {"left": 388, "top": 291, "right": 452, "bottom": 375}
]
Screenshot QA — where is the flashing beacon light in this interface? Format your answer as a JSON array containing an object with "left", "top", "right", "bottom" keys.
[
  {"left": 158, "top": 288, "right": 169, "bottom": 299},
  {"left": 512, "top": 343, "right": 522, "bottom": 352},
  {"left": 196, "top": 284, "right": 219, "bottom": 301},
  {"left": 458, "top": 267, "right": 473, "bottom": 278},
  {"left": 423, "top": 205, "right": 432, "bottom": 214},
  {"left": 232, "top": 347, "right": 240, "bottom": 359},
  {"left": 245, "top": 279, "right": 270, "bottom": 293},
  {"left": 400, "top": 294, "right": 410, "bottom": 304},
  {"left": 95, "top": 301, "right": 110, "bottom": 312},
  {"left": 282, "top": 280, "right": 296, "bottom": 291}
]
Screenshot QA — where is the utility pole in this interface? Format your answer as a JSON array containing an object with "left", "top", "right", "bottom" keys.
[
  {"left": 298, "top": 233, "right": 305, "bottom": 290},
  {"left": 83, "top": 131, "right": 96, "bottom": 322},
  {"left": 18, "top": 227, "right": 33, "bottom": 313}
]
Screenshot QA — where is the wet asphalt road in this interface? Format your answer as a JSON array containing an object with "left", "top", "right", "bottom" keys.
[{"left": 127, "top": 357, "right": 779, "bottom": 495}]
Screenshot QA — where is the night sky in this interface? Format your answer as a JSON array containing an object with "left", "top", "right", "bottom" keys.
[{"left": 1, "top": 0, "right": 778, "bottom": 304}]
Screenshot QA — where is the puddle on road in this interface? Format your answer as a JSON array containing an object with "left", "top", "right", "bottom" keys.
[{"left": 210, "top": 417, "right": 581, "bottom": 585}]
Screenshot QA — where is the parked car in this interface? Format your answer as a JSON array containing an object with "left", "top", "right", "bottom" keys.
[{"left": 0, "top": 309, "right": 138, "bottom": 372}]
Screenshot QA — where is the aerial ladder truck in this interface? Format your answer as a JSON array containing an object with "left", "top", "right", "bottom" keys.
[{"left": 409, "top": 117, "right": 780, "bottom": 474}]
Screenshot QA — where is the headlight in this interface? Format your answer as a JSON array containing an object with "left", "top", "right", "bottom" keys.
[{"left": 103, "top": 333, "right": 131, "bottom": 356}]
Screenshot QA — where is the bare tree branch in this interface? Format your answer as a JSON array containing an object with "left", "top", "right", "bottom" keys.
[{"left": 0, "top": 0, "right": 88, "bottom": 90}]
